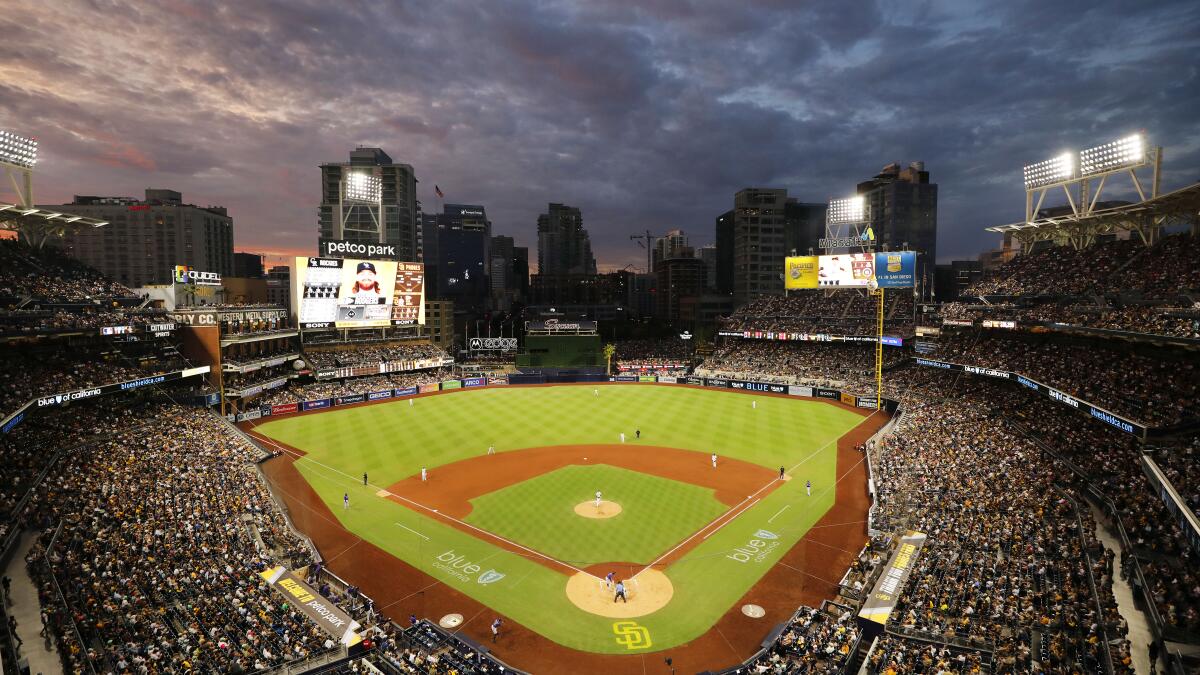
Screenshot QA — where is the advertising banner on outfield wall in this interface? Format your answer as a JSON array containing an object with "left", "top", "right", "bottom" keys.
[
  {"left": 638, "top": 375, "right": 657, "bottom": 383},
  {"left": 334, "top": 394, "right": 366, "bottom": 406},
  {"left": 259, "top": 566, "right": 361, "bottom": 646},
  {"left": 705, "top": 378, "right": 730, "bottom": 388},
  {"left": 441, "top": 380, "right": 462, "bottom": 390},
  {"left": 815, "top": 388, "right": 840, "bottom": 399},
  {"left": 303, "top": 399, "right": 331, "bottom": 411},
  {"left": 856, "top": 396, "right": 878, "bottom": 409},
  {"left": 395, "top": 386, "right": 419, "bottom": 397},
  {"left": 615, "top": 375, "right": 639, "bottom": 382},
  {"left": 858, "top": 531, "right": 927, "bottom": 627},
  {"left": 368, "top": 390, "right": 393, "bottom": 401},
  {"left": 487, "top": 377, "right": 509, "bottom": 385},
  {"left": 260, "top": 406, "right": 272, "bottom": 417},
  {"left": 915, "top": 358, "right": 1145, "bottom": 436},
  {"left": 272, "top": 402, "right": 299, "bottom": 415},
  {"left": 789, "top": 385, "right": 814, "bottom": 397},
  {"left": 840, "top": 392, "right": 856, "bottom": 406},
  {"left": 658, "top": 376, "right": 678, "bottom": 383},
  {"left": 462, "top": 377, "right": 487, "bottom": 387},
  {"left": 419, "top": 383, "right": 439, "bottom": 393},
  {"left": 687, "top": 377, "right": 705, "bottom": 386}
]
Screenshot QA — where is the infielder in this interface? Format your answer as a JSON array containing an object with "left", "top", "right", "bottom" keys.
[
  {"left": 806, "top": 479, "right": 812, "bottom": 496},
  {"left": 487, "top": 444, "right": 495, "bottom": 455},
  {"left": 343, "top": 493, "right": 349, "bottom": 510},
  {"left": 595, "top": 490, "right": 602, "bottom": 508},
  {"left": 779, "top": 466, "right": 785, "bottom": 480},
  {"left": 363, "top": 472, "right": 368, "bottom": 486},
  {"left": 711, "top": 452, "right": 718, "bottom": 468},
  {"left": 620, "top": 432, "right": 626, "bottom": 443},
  {"left": 614, "top": 580, "right": 627, "bottom": 603},
  {"left": 421, "top": 467, "right": 428, "bottom": 482}
]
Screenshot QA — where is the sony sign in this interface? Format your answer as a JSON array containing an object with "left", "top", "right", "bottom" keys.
[{"left": 318, "top": 238, "right": 398, "bottom": 260}]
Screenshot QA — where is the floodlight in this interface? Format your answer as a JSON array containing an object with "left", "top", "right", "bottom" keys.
[
  {"left": 1080, "top": 134, "right": 1145, "bottom": 176},
  {"left": 827, "top": 195, "right": 867, "bottom": 224},
  {"left": 344, "top": 171, "right": 382, "bottom": 202},
  {"left": 0, "top": 130, "right": 38, "bottom": 168},
  {"left": 1022, "top": 153, "right": 1074, "bottom": 189}
]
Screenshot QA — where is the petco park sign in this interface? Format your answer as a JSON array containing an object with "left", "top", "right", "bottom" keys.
[{"left": 319, "top": 238, "right": 398, "bottom": 260}]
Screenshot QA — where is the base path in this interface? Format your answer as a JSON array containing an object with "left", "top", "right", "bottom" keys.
[
  {"left": 575, "top": 500, "right": 622, "bottom": 519},
  {"left": 384, "top": 444, "right": 778, "bottom": 519},
  {"left": 565, "top": 569, "right": 673, "bottom": 618}
]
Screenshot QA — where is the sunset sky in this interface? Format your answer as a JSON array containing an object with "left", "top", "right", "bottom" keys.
[{"left": 2, "top": 0, "right": 1197, "bottom": 271}]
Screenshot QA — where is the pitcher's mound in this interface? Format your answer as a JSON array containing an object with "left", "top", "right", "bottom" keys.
[
  {"left": 565, "top": 569, "right": 674, "bottom": 618},
  {"left": 574, "top": 500, "right": 622, "bottom": 519}
]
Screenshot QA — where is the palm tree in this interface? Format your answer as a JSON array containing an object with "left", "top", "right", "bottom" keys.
[{"left": 603, "top": 343, "right": 616, "bottom": 375}]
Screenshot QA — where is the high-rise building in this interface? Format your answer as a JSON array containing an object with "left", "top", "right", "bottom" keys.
[
  {"left": 656, "top": 257, "right": 706, "bottom": 325},
  {"left": 318, "top": 147, "right": 419, "bottom": 261},
  {"left": 233, "top": 252, "right": 264, "bottom": 278},
  {"left": 696, "top": 245, "right": 718, "bottom": 292},
  {"left": 783, "top": 201, "right": 827, "bottom": 256},
  {"left": 732, "top": 188, "right": 789, "bottom": 306},
  {"left": 266, "top": 265, "right": 290, "bottom": 312},
  {"left": 857, "top": 162, "right": 938, "bottom": 279},
  {"left": 512, "top": 247, "right": 529, "bottom": 301},
  {"left": 652, "top": 229, "right": 693, "bottom": 271},
  {"left": 426, "top": 204, "right": 491, "bottom": 314},
  {"left": 46, "top": 189, "right": 234, "bottom": 288},
  {"left": 715, "top": 210, "right": 734, "bottom": 295},
  {"left": 537, "top": 203, "right": 596, "bottom": 276}
]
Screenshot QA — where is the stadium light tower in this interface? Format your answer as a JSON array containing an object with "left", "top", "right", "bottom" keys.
[
  {"left": 337, "top": 169, "right": 384, "bottom": 240},
  {"left": 1022, "top": 132, "right": 1161, "bottom": 222},
  {"left": 0, "top": 130, "right": 38, "bottom": 208}
]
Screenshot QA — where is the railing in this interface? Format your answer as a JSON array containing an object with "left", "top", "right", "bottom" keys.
[
  {"left": 1054, "top": 485, "right": 1115, "bottom": 675},
  {"left": 42, "top": 521, "right": 96, "bottom": 675}
]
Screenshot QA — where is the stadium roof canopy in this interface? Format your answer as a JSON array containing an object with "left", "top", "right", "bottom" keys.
[
  {"left": 986, "top": 181, "right": 1200, "bottom": 252},
  {"left": 0, "top": 200, "right": 109, "bottom": 248}
]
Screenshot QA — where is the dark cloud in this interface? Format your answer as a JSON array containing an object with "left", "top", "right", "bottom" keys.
[{"left": 0, "top": 0, "right": 1197, "bottom": 270}]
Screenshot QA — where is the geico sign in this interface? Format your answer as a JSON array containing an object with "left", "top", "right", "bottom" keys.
[{"left": 38, "top": 388, "right": 102, "bottom": 407}]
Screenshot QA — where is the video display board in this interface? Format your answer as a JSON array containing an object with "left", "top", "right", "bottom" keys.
[
  {"left": 296, "top": 257, "right": 398, "bottom": 329},
  {"left": 873, "top": 251, "right": 916, "bottom": 288},
  {"left": 391, "top": 262, "right": 425, "bottom": 326},
  {"left": 818, "top": 253, "right": 875, "bottom": 287},
  {"left": 784, "top": 256, "right": 819, "bottom": 289}
]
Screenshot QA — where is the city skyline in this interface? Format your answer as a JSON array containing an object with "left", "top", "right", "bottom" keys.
[{"left": 2, "top": 0, "right": 1197, "bottom": 271}]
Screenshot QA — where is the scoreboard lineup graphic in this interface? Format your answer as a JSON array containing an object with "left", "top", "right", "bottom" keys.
[{"left": 246, "top": 382, "right": 887, "bottom": 674}]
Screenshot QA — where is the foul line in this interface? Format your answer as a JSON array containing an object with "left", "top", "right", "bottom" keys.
[
  {"left": 247, "top": 429, "right": 597, "bottom": 579},
  {"left": 394, "top": 522, "right": 430, "bottom": 541},
  {"left": 767, "top": 504, "right": 790, "bottom": 524}
]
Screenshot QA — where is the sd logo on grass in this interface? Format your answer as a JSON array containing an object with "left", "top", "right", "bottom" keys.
[
  {"left": 477, "top": 569, "right": 505, "bottom": 585},
  {"left": 613, "top": 621, "right": 652, "bottom": 650}
]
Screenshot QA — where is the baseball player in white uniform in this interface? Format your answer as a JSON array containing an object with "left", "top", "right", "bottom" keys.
[
  {"left": 620, "top": 432, "right": 626, "bottom": 443},
  {"left": 595, "top": 490, "right": 602, "bottom": 508},
  {"left": 711, "top": 452, "right": 718, "bottom": 468},
  {"left": 421, "top": 467, "right": 428, "bottom": 482}
]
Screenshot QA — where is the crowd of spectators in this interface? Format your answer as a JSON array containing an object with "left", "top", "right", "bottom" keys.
[
  {"left": 966, "top": 238, "right": 1142, "bottom": 297},
  {"left": 305, "top": 342, "right": 448, "bottom": 369},
  {"left": 868, "top": 388, "right": 1134, "bottom": 674},
  {"left": 928, "top": 331, "right": 1199, "bottom": 426},
  {"left": 259, "top": 369, "right": 454, "bottom": 406},
  {"left": 741, "top": 605, "right": 861, "bottom": 673},
  {"left": 698, "top": 340, "right": 905, "bottom": 386},
  {"left": 0, "top": 307, "right": 173, "bottom": 335},
  {"left": 14, "top": 406, "right": 368, "bottom": 674},
  {"left": 724, "top": 291, "right": 915, "bottom": 336},
  {"left": 933, "top": 301, "right": 1200, "bottom": 339},
  {"left": 0, "top": 240, "right": 136, "bottom": 303}
]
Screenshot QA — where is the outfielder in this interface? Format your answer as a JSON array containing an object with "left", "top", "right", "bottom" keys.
[
  {"left": 806, "top": 479, "right": 812, "bottom": 496},
  {"left": 752, "top": 400, "right": 757, "bottom": 409},
  {"left": 620, "top": 432, "right": 626, "bottom": 443},
  {"left": 343, "top": 493, "right": 349, "bottom": 510},
  {"left": 487, "top": 444, "right": 495, "bottom": 455},
  {"left": 409, "top": 398, "right": 414, "bottom": 407}
]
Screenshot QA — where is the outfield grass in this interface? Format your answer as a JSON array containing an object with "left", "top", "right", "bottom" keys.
[
  {"left": 464, "top": 464, "right": 728, "bottom": 565},
  {"left": 254, "top": 384, "right": 866, "bottom": 654}
]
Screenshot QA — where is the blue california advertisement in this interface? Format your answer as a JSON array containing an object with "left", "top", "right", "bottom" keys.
[{"left": 874, "top": 251, "right": 915, "bottom": 287}]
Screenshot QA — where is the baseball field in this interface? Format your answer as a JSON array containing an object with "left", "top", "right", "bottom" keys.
[{"left": 249, "top": 383, "right": 876, "bottom": 668}]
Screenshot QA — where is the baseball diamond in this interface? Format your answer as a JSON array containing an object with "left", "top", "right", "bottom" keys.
[{"left": 248, "top": 383, "right": 880, "bottom": 670}]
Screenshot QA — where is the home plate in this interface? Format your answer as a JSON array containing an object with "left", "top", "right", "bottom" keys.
[
  {"left": 742, "top": 604, "right": 766, "bottom": 618},
  {"left": 439, "top": 613, "right": 464, "bottom": 628}
]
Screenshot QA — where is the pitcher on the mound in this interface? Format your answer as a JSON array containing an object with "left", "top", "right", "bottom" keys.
[{"left": 595, "top": 490, "right": 602, "bottom": 508}]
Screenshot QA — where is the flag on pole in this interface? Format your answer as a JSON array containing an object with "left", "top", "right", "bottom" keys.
[{"left": 435, "top": 185, "right": 444, "bottom": 198}]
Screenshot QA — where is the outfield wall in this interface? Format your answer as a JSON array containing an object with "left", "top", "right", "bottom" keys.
[{"left": 235, "top": 374, "right": 898, "bottom": 422}]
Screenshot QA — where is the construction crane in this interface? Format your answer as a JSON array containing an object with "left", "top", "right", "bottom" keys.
[{"left": 630, "top": 230, "right": 665, "bottom": 274}]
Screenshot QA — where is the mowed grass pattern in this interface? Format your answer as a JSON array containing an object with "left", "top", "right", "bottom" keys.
[
  {"left": 253, "top": 385, "right": 869, "bottom": 654},
  {"left": 464, "top": 464, "right": 728, "bottom": 565}
]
